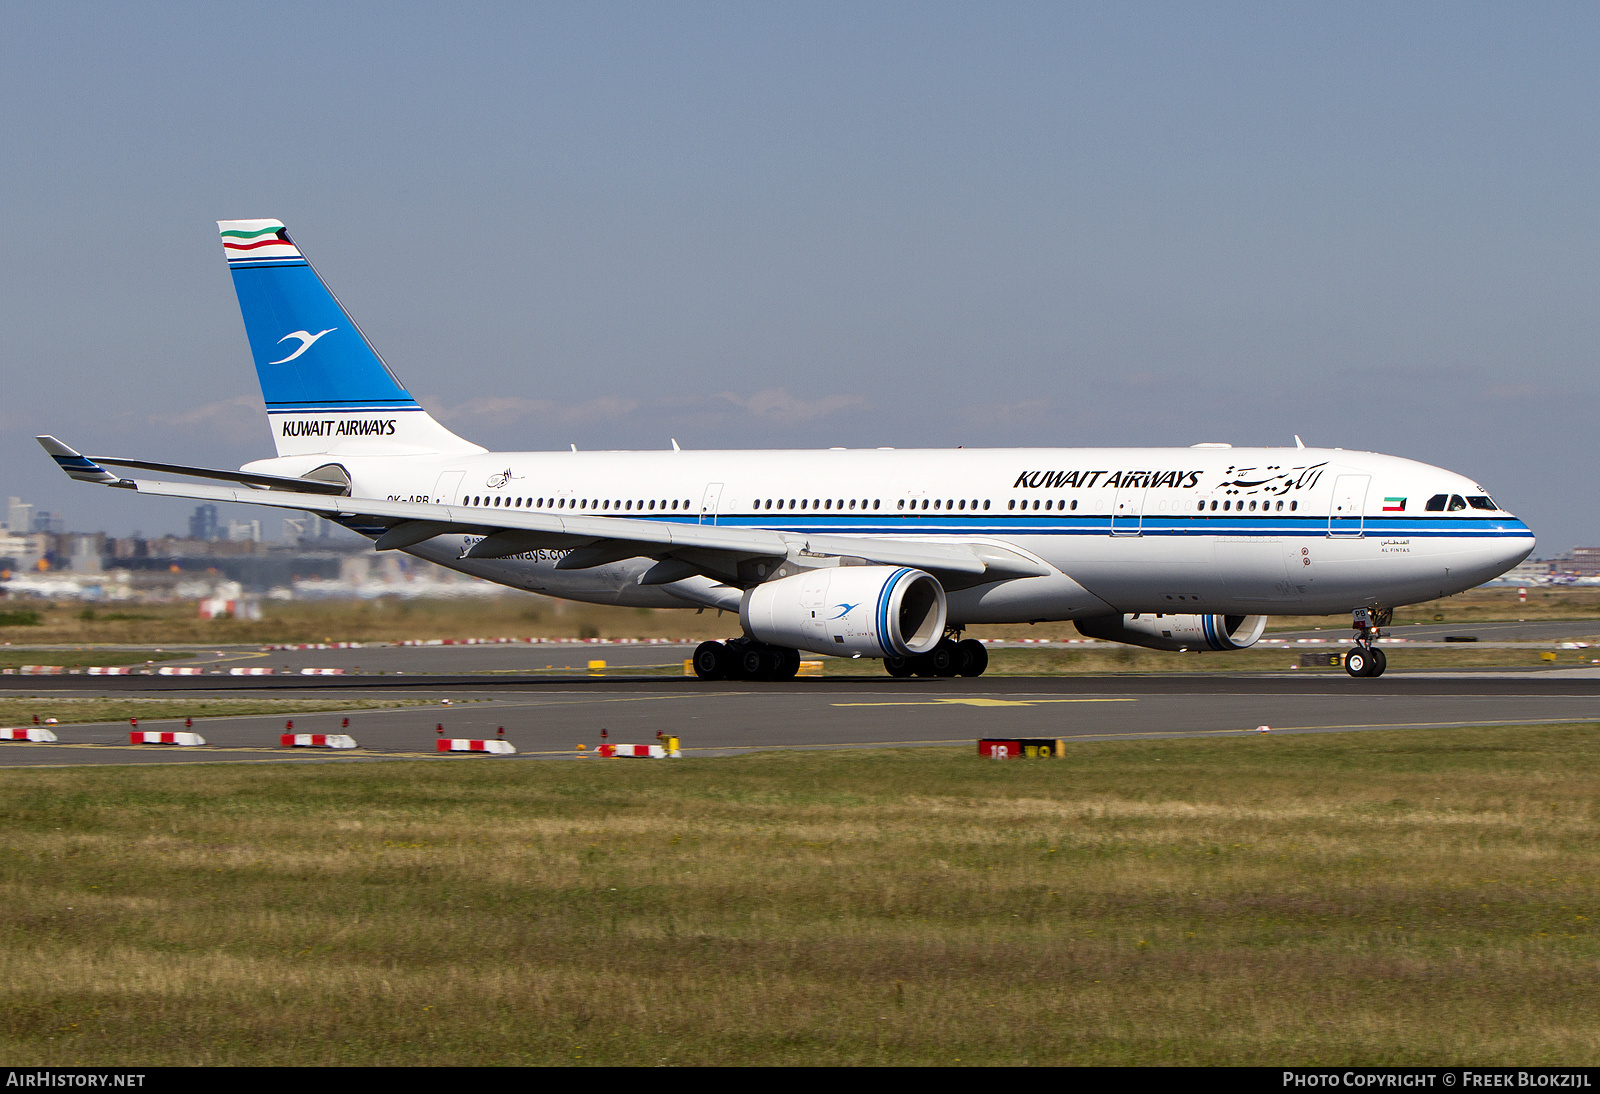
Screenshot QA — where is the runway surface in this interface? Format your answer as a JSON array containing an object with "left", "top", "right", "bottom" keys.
[{"left": 2, "top": 671, "right": 1598, "bottom": 768}]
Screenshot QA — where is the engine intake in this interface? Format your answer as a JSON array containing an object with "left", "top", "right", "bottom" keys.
[
  {"left": 1074, "top": 612, "right": 1266, "bottom": 652},
  {"left": 741, "top": 566, "right": 947, "bottom": 658}
]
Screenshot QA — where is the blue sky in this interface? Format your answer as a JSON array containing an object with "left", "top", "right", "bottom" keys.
[{"left": 2, "top": 2, "right": 1596, "bottom": 549}]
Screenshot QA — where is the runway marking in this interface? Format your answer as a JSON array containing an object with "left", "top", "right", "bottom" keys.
[{"left": 831, "top": 697, "right": 1138, "bottom": 708}]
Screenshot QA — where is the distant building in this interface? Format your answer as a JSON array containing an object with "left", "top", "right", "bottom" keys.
[
  {"left": 282, "top": 514, "right": 332, "bottom": 541},
  {"left": 226, "top": 518, "right": 261, "bottom": 543},
  {"left": 1551, "top": 548, "right": 1600, "bottom": 578},
  {"left": 1502, "top": 559, "right": 1552, "bottom": 584},
  {"left": 5, "top": 497, "right": 32, "bottom": 536},
  {"left": 189, "top": 504, "right": 220, "bottom": 542}
]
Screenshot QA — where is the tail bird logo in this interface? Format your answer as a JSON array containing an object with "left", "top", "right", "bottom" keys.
[{"left": 269, "top": 328, "right": 337, "bottom": 364}]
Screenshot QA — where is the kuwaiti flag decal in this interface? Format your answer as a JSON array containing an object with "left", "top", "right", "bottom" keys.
[
  {"left": 1382, "top": 497, "right": 1406, "bottom": 512},
  {"left": 218, "top": 219, "right": 304, "bottom": 266}
]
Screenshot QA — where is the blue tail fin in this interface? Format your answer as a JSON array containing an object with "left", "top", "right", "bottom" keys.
[{"left": 219, "top": 219, "right": 480, "bottom": 457}]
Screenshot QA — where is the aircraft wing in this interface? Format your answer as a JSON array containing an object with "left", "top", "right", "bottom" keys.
[{"left": 37, "top": 437, "right": 1048, "bottom": 588}]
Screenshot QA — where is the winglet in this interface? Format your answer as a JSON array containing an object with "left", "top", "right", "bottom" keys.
[{"left": 36, "top": 436, "right": 124, "bottom": 484}]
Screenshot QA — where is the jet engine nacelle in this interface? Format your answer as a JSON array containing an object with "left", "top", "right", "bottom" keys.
[
  {"left": 741, "top": 565, "right": 947, "bottom": 658},
  {"left": 1074, "top": 612, "right": 1267, "bottom": 652}
]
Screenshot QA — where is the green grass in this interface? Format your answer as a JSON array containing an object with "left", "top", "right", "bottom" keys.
[
  {"left": 0, "top": 697, "right": 437, "bottom": 727},
  {"left": 0, "top": 650, "right": 190, "bottom": 671},
  {"left": 1, "top": 724, "right": 1598, "bottom": 1064}
]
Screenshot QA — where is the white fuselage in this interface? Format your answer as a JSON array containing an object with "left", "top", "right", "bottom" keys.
[{"left": 247, "top": 444, "right": 1534, "bottom": 622}]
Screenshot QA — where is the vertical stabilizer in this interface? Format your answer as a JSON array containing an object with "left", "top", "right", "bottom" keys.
[{"left": 219, "top": 219, "right": 482, "bottom": 457}]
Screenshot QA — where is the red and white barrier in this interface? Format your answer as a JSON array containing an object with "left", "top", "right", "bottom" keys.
[
  {"left": 0, "top": 727, "right": 58, "bottom": 742},
  {"left": 299, "top": 668, "right": 345, "bottom": 676},
  {"left": 19, "top": 666, "right": 64, "bottom": 675},
  {"left": 85, "top": 666, "right": 134, "bottom": 675},
  {"left": 157, "top": 666, "right": 204, "bottom": 676},
  {"left": 130, "top": 731, "right": 205, "bottom": 746},
  {"left": 281, "top": 733, "right": 357, "bottom": 749},
  {"left": 229, "top": 667, "right": 274, "bottom": 676},
  {"left": 597, "top": 743, "right": 677, "bottom": 758},
  {"left": 436, "top": 738, "right": 516, "bottom": 754}
]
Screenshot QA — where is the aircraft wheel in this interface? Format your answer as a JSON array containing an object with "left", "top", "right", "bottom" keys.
[
  {"left": 738, "top": 645, "right": 770, "bottom": 680},
  {"left": 884, "top": 656, "right": 914, "bottom": 678},
  {"left": 773, "top": 648, "right": 801, "bottom": 680},
  {"left": 692, "top": 641, "right": 728, "bottom": 680},
  {"left": 955, "top": 639, "right": 989, "bottom": 677},
  {"left": 1369, "top": 647, "right": 1387, "bottom": 677},
  {"left": 916, "top": 643, "right": 955, "bottom": 677},
  {"left": 1344, "top": 647, "right": 1373, "bottom": 677}
]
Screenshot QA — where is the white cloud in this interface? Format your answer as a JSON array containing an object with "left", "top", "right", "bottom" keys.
[{"left": 420, "top": 394, "right": 641, "bottom": 427}]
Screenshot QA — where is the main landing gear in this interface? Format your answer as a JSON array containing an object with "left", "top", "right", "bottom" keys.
[
  {"left": 692, "top": 638, "right": 801, "bottom": 681},
  {"left": 1344, "top": 607, "right": 1391, "bottom": 678},
  {"left": 884, "top": 637, "right": 989, "bottom": 678}
]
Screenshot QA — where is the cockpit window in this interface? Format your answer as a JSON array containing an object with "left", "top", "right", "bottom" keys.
[
  {"left": 1448, "top": 495, "right": 1467, "bottom": 512},
  {"left": 1425, "top": 494, "right": 1448, "bottom": 511},
  {"left": 1467, "top": 496, "right": 1497, "bottom": 510}
]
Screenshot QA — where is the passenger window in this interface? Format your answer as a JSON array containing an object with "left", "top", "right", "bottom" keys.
[
  {"left": 982, "top": 500, "right": 990, "bottom": 510},
  {"left": 1467, "top": 496, "right": 1496, "bottom": 510},
  {"left": 1448, "top": 495, "right": 1467, "bottom": 512},
  {"left": 897, "top": 500, "right": 904, "bottom": 510},
  {"left": 1425, "top": 494, "right": 1448, "bottom": 511},
  {"left": 1008, "top": 500, "right": 1015, "bottom": 510},
  {"left": 874, "top": 500, "right": 881, "bottom": 510},
  {"left": 1069, "top": 500, "right": 1077, "bottom": 510},
  {"left": 1290, "top": 501, "right": 1297, "bottom": 511}
]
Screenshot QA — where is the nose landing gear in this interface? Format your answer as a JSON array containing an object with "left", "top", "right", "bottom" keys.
[{"left": 1344, "top": 607, "right": 1391, "bottom": 677}]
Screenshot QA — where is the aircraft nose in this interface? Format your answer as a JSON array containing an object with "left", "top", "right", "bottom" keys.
[{"left": 1484, "top": 523, "right": 1535, "bottom": 579}]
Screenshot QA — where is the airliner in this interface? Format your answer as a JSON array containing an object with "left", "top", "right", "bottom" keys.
[{"left": 39, "top": 219, "right": 1535, "bottom": 679}]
